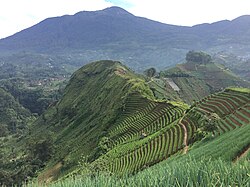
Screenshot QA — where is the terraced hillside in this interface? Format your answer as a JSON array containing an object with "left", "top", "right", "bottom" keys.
[
  {"left": 88, "top": 87, "right": 249, "bottom": 175},
  {"left": 107, "top": 93, "right": 187, "bottom": 148},
  {"left": 2, "top": 60, "right": 249, "bottom": 186},
  {"left": 193, "top": 88, "right": 250, "bottom": 135},
  {"left": 150, "top": 52, "right": 250, "bottom": 104},
  {"left": 19, "top": 60, "right": 160, "bottom": 182}
]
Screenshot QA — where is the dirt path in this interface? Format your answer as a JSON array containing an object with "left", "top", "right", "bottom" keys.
[
  {"left": 180, "top": 123, "right": 189, "bottom": 154},
  {"left": 178, "top": 110, "right": 188, "bottom": 154},
  {"left": 233, "top": 145, "right": 250, "bottom": 163}
]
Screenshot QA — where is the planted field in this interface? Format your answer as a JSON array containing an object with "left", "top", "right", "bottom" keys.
[
  {"left": 107, "top": 121, "right": 186, "bottom": 174},
  {"left": 98, "top": 88, "right": 250, "bottom": 175},
  {"left": 215, "top": 104, "right": 250, "bottom": 134},
  {"left": 197, "top": 89, "right": 249, "bottom": 116},
  {"left": 103, "top": 110, "right": 199, "bottom": 174},
  {"left": 108, "top": 93, "right": 186, "bottom": 147},
  {"left": 193, "top": 88, "right": 250, "bottom": 135}
]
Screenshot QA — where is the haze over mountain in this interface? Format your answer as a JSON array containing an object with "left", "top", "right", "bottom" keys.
[{"left": 0, "top": 7, "right": 250, "bottom": 71}]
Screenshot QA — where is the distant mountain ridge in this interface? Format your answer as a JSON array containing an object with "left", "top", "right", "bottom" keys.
[{"left": 0, "top": 7, "right": 250, "bottom": 70}]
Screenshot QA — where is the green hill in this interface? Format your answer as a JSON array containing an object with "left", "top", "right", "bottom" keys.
[
  {"left": 83, "top": 87, "right": 249, "bottom": 176},
  {"left": 149, "top": 51, "right": 250, "bottom": 104},
  {"left": 1, "top": 60, "right": 249, "bottom": 186},
  {"left": 45, "top": 80, "right": 250, "bottom": 187},
  {"left": 22, "top": 60, "right": 157, "bottom": 181}
]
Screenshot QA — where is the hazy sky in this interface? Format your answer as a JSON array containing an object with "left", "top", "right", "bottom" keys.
[{"left": 0, "top": 0, "right": 250, "bottom": 39}]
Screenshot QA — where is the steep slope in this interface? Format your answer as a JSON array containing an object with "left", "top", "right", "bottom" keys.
[
  {"left": 33, "top": 60, "right": 249, "bottom": 181},
  {"left": 26, "top": 60, "right": 156, "bottom": 181},
  {"left": 87, "top": 88, "right": 249, "bottom": 176},
  {"left": 1, "top": 60, "right": 249, "bottom": 186},
  {"left": 0, "top": 7, "right": 250, "bottom": 70}
]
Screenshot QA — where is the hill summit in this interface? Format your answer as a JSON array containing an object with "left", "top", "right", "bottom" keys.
[{"left": 25, "top": 60, "right": 155, "bottom": 180}]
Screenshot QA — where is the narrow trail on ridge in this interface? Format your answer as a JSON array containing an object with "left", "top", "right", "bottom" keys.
[
  {"left": 179, "top": 111, "right": 188, "bottom": 154},
  {"left": 180, "top": 122, "right": 189, "bottom": 154}
]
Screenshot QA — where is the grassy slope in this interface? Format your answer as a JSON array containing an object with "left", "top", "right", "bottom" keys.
[
  {"left": 36, "top": 63, "right": 248, "bottom": 181},
  {"left": 4, "top": 61, "right": 249, "bottom": 185},
  {"left": 40, "top": 120, "right": 250, "bottom": 187}
]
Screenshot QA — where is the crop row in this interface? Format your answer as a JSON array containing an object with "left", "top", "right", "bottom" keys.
[
  {"left": 216, "top": 105, "right": 250, "bottom": 135},
  {"left": 109, "top": 93, "right": 157, "bottom": 136},
  {"left": 108, "top": 105, "right": 185, "bottom": 148},
  {"left": 108, "top": 122, "right": 186, "bottom": 174},
  {"left": 107, "top": 111, "right": 199, "bottom": 174},
  {"left": 196, "top": 89, "right": 249, "bottom": 118}
]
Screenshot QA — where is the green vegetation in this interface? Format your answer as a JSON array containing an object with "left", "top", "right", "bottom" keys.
[
  {"left": 39, "top": 159, "right": 249, "bottom": 187},
  {"left": 0, "top": 59, "right": 249, "bottom": 186},
  {"left": 143, "top": 67, "right": 157, "bottom": 77},
  {"left": 0, "top": 88, "right": 33, "bottom": 136},
  {"left": 227, "top": 87, "right": 250, "bottom": 93},
  {"left": 0, "top": 53, "right": 70, "bottom": 114},
  {"left": 151, "top": 52, "right": 250, "bottom": 104},
  {"left": 30, "top": 123, "right": 250, "bottom": 187},
  {"left": 15, "top": 60, "right": 158, "bottom": 183},
  {"left": 186, "top": 50, "right": 212, "bottom": 64}
]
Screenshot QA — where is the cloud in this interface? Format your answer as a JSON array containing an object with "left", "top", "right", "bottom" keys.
[{"left": 126, "top": 0, "right": 250, "bottom": 26}]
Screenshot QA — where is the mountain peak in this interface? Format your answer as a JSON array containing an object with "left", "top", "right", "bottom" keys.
[{"left": 101, "top": 6, "right": 134, "bottom": 16}]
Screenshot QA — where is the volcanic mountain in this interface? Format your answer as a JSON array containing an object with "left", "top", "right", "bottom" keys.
[{"left": 0, "top": 7, "right": 250, "bottom": 71}]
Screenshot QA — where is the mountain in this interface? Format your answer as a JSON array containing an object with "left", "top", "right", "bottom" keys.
[{"left": 0, "top": 7, "right": 250, "bottom": 71}]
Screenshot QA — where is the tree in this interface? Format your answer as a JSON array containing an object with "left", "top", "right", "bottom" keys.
[
  {"left": 27, "top": 135, "right": 54, "bottom": 162},
  {"left": 0, "top": 123, "right": 9, "bottom": 137},
  {"left": 186, "top": 51, "right": 212, "bottom": 64},
  {"left": 144, "top": 67, "right": 156, "bottom": 77}
]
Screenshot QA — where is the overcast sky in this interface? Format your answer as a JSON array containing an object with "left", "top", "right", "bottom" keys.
[{"left": 0, "top": 0, "right": 250, "bottom": 39}]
